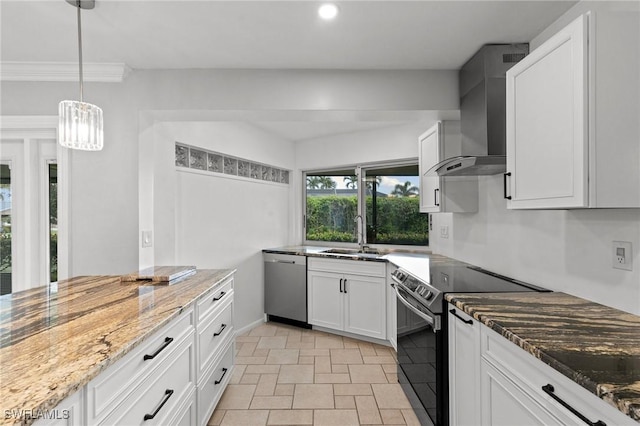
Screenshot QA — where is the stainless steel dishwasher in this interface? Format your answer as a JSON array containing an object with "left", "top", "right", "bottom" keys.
[{"left": 264, "top": 253, "right": 308, "bottom": 326}]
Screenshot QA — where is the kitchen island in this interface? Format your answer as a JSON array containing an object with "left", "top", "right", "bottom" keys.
[
  {"left": 447, "top": 292, "right": 640, "bottom": 423},
  {"left": 0, "top": 268, "right": 235, "bottom": 425}
]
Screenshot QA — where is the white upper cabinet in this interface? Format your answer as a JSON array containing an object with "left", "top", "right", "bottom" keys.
[
  {"left": 506, "top": 8, "right": 640, "bottom": 209},
  {"left": 419, "top": 121, "right": 478, "bottom": 213}
]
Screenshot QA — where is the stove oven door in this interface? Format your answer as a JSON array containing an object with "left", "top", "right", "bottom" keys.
[{"left": 394, "top": 283, "right": 442, "bottom": 426}]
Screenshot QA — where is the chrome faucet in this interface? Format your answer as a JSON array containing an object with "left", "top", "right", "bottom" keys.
[{"left": 354, "top": 214, "right": 365, "bottom": 252}]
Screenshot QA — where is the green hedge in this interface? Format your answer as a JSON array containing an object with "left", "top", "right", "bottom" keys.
[{"left": 306, "top": 195, "right": 428, "bottom": 245}]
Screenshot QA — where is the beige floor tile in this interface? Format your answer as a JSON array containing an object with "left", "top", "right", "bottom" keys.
[
  {"left": 235, "top": 356, "right": 267, "bottom": 365},
  {"left": 249, "top": 395, "right": 293, "bottom": 409},
  {"left": 298, "top": 356, "right": 315, "bottom": 364},
  {"left": 315, "top": 373, "right": 351, "bottom": 384},
  {"left": 254, "top": 373, "right": 278, "bottom": 396},
  {"left": 229, "top": 364, "right": 247, "bottom": 385},
  {"left": 380, "top": 409, "right": 406, "bottom": 425},
  {"left": 356, "top": 395, "right": 383, "bottom": 424},
  {"left": 342, "top": 337, "right": 361, "bottom": 349},
  {"left": 245, "top": 365, "right": 281, "bottom": 374},
  {"left": 249, "top": 324, "right": 279, "bottom": 337},
  {"left": 386, "top": 373, "right": 398, "bottom": 383},
  {"left": 332, "top": 364, "right": 349, "bottom": 373},
  {"left": 333, "top": 384, "right": 373, "bottom": 396},
  {"left": 363, "top": 355, "right": 397, "bottom": 364},
  {"left": 257, "top": 336, "right": 288, "bottom": 349},
  {"left": 292, "top": 384, "right": 335, "bottom": 409},
  {"left": 207, "top": 408, "right": 225, "bottom": 425},
  {"left": 316, "top": 336, "right": 345, "bottom": 349},
  {"left": 371, "top": 384, "right": 412, "bottom": 409},
  {"left": 313, "top": 409, "right": 359, "bottom": 425},
  {"left": 375, "top": 346, "right": 394, "bottom": 356},
  {"left": 381, "top": 364, "right": 397, "bottom": 374},
  {"left": 315, "top": 356, "right": 332, "bottom": 374},
  {"left": 219, "top": 410, "right": 269, "bottom": 426},
  {"left": 278, "top": 364, "right": 314, "bottom": 384},
  {"left": 267, "top": 409, "right": 313, "bottom": 425},
  {"left": 330, "top": 348, "right": 364, "bottom": 364},
  {"left": 236, "top": 336, "right": 260, "bottom": 343},
  {"left": 300, "top": 335, "right": 316, "bottom": 344},
  {"left": 239, "top": 373, "right": 261, "bottom": 384},
  {"left": 401, "top": 408, "right": 421, "bottom": 425},
  {"left": 358, "top": 342, "right": 378, "bottom": 356},
  {"left": 237, "top": 342, "right": 258, "bottom": 357},
  {"left": 265, "top": 349, "right": 299, "bottom": 364},
  {"left": 299, "top": 348, "right": 329, "bottom": 357},
  {"left": 274, "top": 384, "right": 295, "bottom": 396},
  {"left": 349, "top": 364, "right": 389, "bottom": 384},
  {"left": 253, "top": 349, "right": 270, "bottom": 357},
  {"left": 335, "top": 395, "right": 356, "bottom": 409},
  {"left": 285, "top": 340, "right": 316, "bottom": 349},
  {"left": 216, "top": 384, "right": 257, "bottom": 409}
]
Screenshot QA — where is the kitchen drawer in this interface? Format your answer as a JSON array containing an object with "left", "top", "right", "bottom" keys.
[
  {"left": 308, "top": 257, "right": 386, "bottom": 277},
  {"left": 166, "top": 387, "right": 196, "bottom": 426},
  {"left": 198, "top": 339, "right": 234, "bottom": 426},
  {"left": 99, "top": 330, "right": 196, "bottom": 426},
  {"left": 481, "top": 326, "right": 634, "bottom": 425},
  {"left": 197, "top": 276, "right": 234, "bottom": 324},
  {"left": 87, "top": 307, "right": 194, "bottom": 423},
  {"left": 197, "top": 295, "right": 234, "bottom": 378}
]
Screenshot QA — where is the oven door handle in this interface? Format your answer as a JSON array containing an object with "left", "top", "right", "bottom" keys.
[{"left": 393, "top": 284, "right": 439, "bottom": 330}]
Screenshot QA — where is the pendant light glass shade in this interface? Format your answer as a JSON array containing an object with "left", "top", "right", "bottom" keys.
[{"left": 58, "top": 100, "right": 103, "bottom": 151}]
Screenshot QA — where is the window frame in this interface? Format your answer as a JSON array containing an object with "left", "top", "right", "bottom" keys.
[{"left": 303, "top": 159, "right": 429, "bottom": 249}]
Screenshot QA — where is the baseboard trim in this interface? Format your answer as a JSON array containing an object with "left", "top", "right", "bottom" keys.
[
  {"left": 235, "top": 317, "right": 265, "bottom": 337},
  {"left": 312, "top": 325, "right": 391, "bottom": 347}
]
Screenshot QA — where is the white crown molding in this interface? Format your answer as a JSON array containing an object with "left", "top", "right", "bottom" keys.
[
  {"left": 0, "top": 62, "right": 131, "bottom": 82},
  {"left": 0, "top": 115, "right": 58, "bottom": 139}
]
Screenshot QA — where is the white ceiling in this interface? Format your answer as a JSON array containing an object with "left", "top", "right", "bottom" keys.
[{"left": 1, "top": 0, "right": 576, "bottom": 141}]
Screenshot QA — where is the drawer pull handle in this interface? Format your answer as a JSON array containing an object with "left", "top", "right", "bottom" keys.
[
  {"left": 143, "top": 337, "right": 173, "bottom": 361},
  {"left": 143, "top": 389, "right": 174, "bottom": 421},
  {"left": 542, "top": 384, "right": 606, "bottom": 426},
  {"left": 434, "top": 188, "right": 440, "bottom": 206},
  {"left": 214, "top": 367, "right": 228, "bottom": 385},
  {"left": 213, "top": 291, "right": 226, "bottom": 302},
  {"left": 503, "top": 172, "right": 512, "bottom": 200},
  {"left": 339, "top": 278, "right": 343, "bottom": 293},
  {"left": 449, "top": 309, "right": 473, "bottom": 325},
  {"left": 343, "top": 279, "right": 348, "bottom": 294},
  {"left": 214, "top": 323, "right": 227, "bottom": 337}
]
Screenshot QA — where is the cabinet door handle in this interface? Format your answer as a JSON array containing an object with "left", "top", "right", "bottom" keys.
[
  {"left": 213, "top": 323, "right": 227, "bottom": 337},
  {"left": 434, "top": 188, "right": 440, "bottom": 206},
  {"left": 215, "top": 367, "right": 229, "bottom": 385},
  {"left": 503, "top": 172, "right": 512, "bottom": 200},
  {"left": 449, "top": 309, "right": 473, "bottom": 325},
  {"left": 339, "top": 278, "right": 343, "bottom": 293},
  {"left": 143, "top": 337, "right": 173, "bottom": 361},
  {"left": 542, "top": 384, "right": 606, "bottom": 426},
  {"left": 344, "top": 279, "right": 348, "bottom": 294},
  {"left": 143, "top": 389, "right": 174, "bottom": 421},
  {"left": 213, "top": 291, "right": 226, "bottom": 302}
]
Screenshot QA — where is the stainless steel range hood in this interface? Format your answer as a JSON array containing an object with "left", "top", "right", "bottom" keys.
[{"left": 427, "top": 44, "right": 528, "bottom": 177}]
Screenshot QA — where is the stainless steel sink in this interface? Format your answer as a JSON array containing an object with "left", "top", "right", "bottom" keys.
[{"left": 321, "top": 248, "right": 382, "bottom": 257}]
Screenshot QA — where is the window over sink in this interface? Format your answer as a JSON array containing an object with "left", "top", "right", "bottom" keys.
[{"left": 304, "top": 161, "right": 428, "bottom": 247}]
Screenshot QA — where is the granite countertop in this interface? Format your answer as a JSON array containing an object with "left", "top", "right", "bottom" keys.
[
  {"left": 446, "top": 292, "right": 640, "bottom": 422},
  {"left": 0, "top": 269, "right": 235, "bottom": 425},
  {"left": 263, "top": 245, "right": 432, "bottom": 263}
]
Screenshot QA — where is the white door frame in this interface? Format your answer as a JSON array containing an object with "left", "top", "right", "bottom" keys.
[{"left": 0, "top": 116, "right": 70, "bottom": 286}]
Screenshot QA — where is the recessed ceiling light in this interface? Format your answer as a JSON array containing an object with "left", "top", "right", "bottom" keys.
[{"left": 318, "top": 3, "right": 339, "bottom": 20}]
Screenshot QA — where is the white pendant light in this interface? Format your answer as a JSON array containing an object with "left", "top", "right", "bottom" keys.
[{"left": 58, "top": 0, "right": 103, "bottom": 151}]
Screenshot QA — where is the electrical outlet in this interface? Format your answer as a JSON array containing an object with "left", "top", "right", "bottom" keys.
[
  {"left": 440, "top": 225, "right": 449, "bottom": 239},
  {"left": 612, "top": 241, "right": 632, "bottom": 271}
]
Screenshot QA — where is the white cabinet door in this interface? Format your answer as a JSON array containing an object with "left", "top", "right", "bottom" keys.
[
  {"left": 344, "top": 274, "right": 386, "bottom": 340},
  {"left": 419, "top": 123, "right": 442, "bottom": 213},
  {"left": 480, "top": 359, "right": 562, "bottom": 426},
  {"left": 308, "top": 271, "right": 343, "bottom": 331},
  {"left": 448, "top": 307, "right": 481, "bottom": 426},
  {"left": 506, "top": 14, "right": 588, "bottom": 209}
]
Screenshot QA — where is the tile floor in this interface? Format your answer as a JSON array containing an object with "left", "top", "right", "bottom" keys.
[{"left": 208, "top": 322, "right": 420, "bottom": 426}]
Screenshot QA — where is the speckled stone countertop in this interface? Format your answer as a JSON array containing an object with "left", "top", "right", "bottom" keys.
[
  {"left": 446, "top": 292, "right": 640, "bottom": 422},
  {"left": 0, "top": 269, "right": 234, "bottom": 425},
  {"left": 263, "top": 245, "right": 432, "bottom": 263}
]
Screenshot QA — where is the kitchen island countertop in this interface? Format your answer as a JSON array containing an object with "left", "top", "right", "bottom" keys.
[
  {"left": 0, "top": 269, "right": 235, "bottom": 425},
  {"left": 446, "top": 291, "right": 640, "bottom": 422}
]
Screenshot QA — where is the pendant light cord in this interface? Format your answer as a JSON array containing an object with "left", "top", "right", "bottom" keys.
[{"left": 76, "top": 3, "right": 84, "bottom": 103}]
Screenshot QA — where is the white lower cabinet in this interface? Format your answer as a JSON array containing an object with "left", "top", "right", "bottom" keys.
[
  {"left": 308, "top": 258, "right": 386, "bottom": 340},
  {"left": 448, "top": 301, "right": 634, "bottom": 425},
  {"left": 33, "top": 389, "right": 84, "bottom": 426}
]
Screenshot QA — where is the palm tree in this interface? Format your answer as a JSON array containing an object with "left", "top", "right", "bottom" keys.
[
  {"left": 343, "top": 175, "right": 358, "bottom": 189},
  {"left": 318, "top": 176, "right": 336, "bottom": 189},
  {"left": 391, "top": 181, "right": 419, "bottom": 197},
  {"left": 306, "top": 176, "right": 322, "bottom": 189}
]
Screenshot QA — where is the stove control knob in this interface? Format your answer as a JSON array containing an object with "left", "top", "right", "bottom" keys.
[{"left": 424, "top": 291, "right": 434, "bottom": 301}]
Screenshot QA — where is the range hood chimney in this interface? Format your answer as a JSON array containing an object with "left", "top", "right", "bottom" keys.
[{"left": 427, "top": 44, "right": 529, "bottom": 177}]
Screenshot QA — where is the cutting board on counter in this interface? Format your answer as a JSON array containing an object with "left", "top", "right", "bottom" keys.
[{"left": 121, "top": 265, "right": 196, "bottom": 283}]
